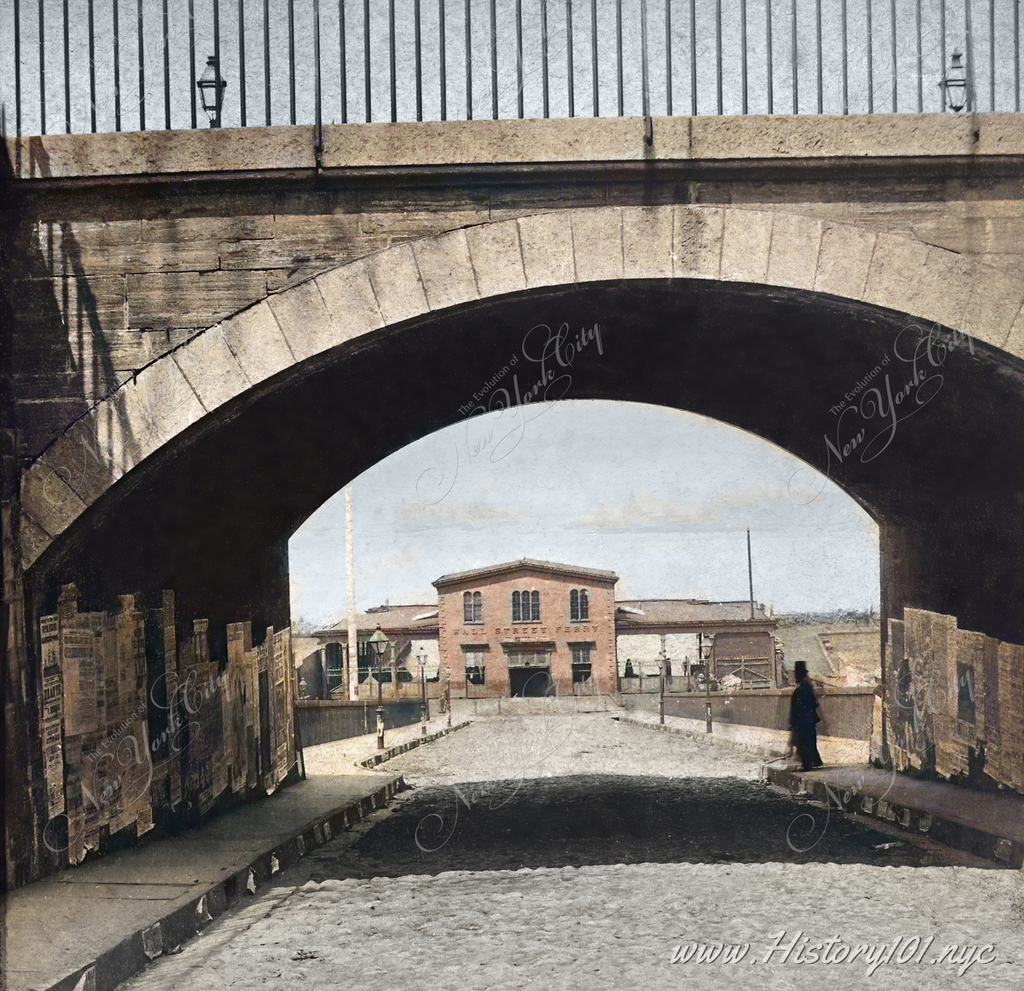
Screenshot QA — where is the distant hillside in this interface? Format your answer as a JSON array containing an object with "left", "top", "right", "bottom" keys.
[{"left": 775, "top": 608, "right": 877, "bottom": 627}]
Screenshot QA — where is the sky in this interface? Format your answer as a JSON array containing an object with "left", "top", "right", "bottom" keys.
[{"left": 288, "top": 400, "right": 880, "bottom": 627}]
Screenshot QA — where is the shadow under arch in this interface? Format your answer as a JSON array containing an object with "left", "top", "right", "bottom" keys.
[{"left": 25, "top": 276, "right": 1023, "bottom": 658}]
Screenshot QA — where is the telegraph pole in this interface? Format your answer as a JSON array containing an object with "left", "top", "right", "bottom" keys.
[
  {"left": 345, "top": 485, "right": 358, "bottom": 700},
  {"left": 747, "top": 528, "right": 755, "bottom": 620}
]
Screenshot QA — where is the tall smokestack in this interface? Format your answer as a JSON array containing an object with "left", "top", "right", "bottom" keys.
[
  {"left": 346, "top": 485, "right": 358, "bottom": 700},
  {"left": 747, "top": 528, "right": 755, "bottom": 621}
]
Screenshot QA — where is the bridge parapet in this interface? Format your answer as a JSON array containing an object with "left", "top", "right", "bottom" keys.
[{"left": 6, "top": 113, "right": 1023, "bottom": 178}]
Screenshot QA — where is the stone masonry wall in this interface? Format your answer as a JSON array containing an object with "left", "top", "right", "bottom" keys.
[{"left": 4, "top": 116, "right": 1021, "bottom": 459}]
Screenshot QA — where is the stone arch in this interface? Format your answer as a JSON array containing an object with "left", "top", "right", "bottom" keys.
[{"left": 19, "top": 204, "right": 1024, "bottom": 570}]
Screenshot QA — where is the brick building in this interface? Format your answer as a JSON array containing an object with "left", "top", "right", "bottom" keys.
[
  {"left": 311, "top": 558, "right": 778, "bottom": 698},
  {"left": 434, "top": 559, "right": 619, "bottom": 698}
]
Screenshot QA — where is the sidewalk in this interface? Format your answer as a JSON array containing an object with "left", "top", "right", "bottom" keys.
[
  {"left": 767, "top": 764, "right": 1024, "bottom": 868},
  {"left": 619, "top": 710, "right": 1024, "bottom": 868},
  {"left": 2, "top": 717, "right": 467, "bottom": 991},
  {"left": 618, "top": 708, "right": 869, "bottom": 764}
]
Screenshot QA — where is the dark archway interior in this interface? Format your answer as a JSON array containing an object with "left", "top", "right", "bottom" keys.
[{"left": 29, "top": 279, "right": 1024, "bottom": 654}]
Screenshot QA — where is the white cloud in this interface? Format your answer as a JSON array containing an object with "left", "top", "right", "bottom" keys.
[{"left": 576, "top": 479, "right": 829, "bottom": 532}]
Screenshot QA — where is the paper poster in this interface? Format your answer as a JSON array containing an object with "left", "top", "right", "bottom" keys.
[{"left": 39, "top": 614, "right": 64, "bottom": 818}]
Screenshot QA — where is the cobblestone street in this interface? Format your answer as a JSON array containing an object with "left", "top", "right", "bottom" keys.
[{"left": 118, "top": 715, "right": 1024, "bottom": 991}]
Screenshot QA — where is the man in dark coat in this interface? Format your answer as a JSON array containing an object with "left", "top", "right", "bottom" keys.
[{"left": 789, "top": 661, "right": 824, "bottom": 771}]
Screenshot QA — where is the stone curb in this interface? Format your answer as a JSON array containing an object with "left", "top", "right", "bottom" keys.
[
  {"left": 44, "top": 776, "right": 407, "bottom": 991},
  {"left": 614, "top": 713, "right": 786, "bottom": 757},
  {"left": 358, "top": 720, "right": 474, "bottom": 769},
  {"left": 767, "top": 766, "right": 1024, "bottom": 869}
]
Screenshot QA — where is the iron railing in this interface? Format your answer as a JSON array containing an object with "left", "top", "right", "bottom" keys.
[{"left": 1, "top": 0, "right": 1020, "bottom": 137}]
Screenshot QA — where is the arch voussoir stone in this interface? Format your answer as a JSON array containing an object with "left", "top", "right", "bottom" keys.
[
  {"left": 1008, "top": 305, "right": 1024, "bottom": 354},
  {"left": 313, "top": 258, "right": 385, "bottom": 344},
  {"left": 623, "top": 205, "right": 674, "bottom": 278},
  {"left": 720, "top": 208, "right": 774, "bottom": 283},
  {"left": 19, "top": 203, "right": 1024, "bottom": 571},
  {"left": 465, "top": 220, "right": 526, "bottom": 297},
  {"left": 38, "top": 422, "right": 121, "bottom": 509},
  {"left": 365, "top": 241, "right": 429, "bottom": 326},
  {"left": 266, "top": 277, "right": 337, "bottom": 363},
  {"left": 412, "top": 228, "right": 480, "bottom": 312},
  {"left": 964, "top": 275, "right": 1024, "bottom": 351},
  {"left": 20, "top": 463, "right": 87, "bottom": 539},
  {"left": 814, "top": 221, "right": 877, "bottom": 300},
  {"left": 766, "top": 213, "right": 824, "bottom": 290},
  {"left": 172, "top": 325, "right": 251, "bottom": 413},
  {"left": 672, "top": 206, "right": 725, "bottom": 279},
  {"left": 517, "top": 212, "right": 576, "bottom": 288},
  {"left": 570, "top": 206, "right": 624, "bottom": 280},
  {"left": 218, "top": 299, "right": 296, "bottom": 386}
]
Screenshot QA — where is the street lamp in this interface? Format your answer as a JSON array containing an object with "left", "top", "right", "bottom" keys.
[
  {"left": 939, "top": 50, "right": 968, "bottom": 113},
  {"left": 417, "top": 647, "right": 428, "bottom": 736},
  {"left": 698, "top": 632, "right": 713, "bottom": 733},
  {"left": 368, "top": 626, "right": 390, "bottom": 750},
  {"left": 197, "top": 55, "right": 227, "bottom": 127},
  {"left": 657, "top": 652, "right": 666, "bottom": 726}
]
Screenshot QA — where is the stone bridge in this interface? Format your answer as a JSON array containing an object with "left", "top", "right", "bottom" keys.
[{"left": 2, "top": 113, "right": 1022, "bottom": 881}]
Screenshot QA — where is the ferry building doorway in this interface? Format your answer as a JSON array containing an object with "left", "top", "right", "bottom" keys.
[{"left": 507, "top": 648, "right": 554, "bottom": 697}]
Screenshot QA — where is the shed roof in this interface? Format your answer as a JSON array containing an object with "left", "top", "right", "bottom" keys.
[{"left": 615, "top": 599, "right": 771, "bottom": 626}]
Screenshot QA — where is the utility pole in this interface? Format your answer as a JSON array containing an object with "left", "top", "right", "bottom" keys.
[
  {"left": 747, "top": 528, "right": 755, "bottom": 620},
  {"left": 345, "top": 485, "right": 358, "bottom": 701}
]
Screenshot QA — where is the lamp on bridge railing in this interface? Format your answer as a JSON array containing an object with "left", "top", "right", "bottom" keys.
[
  {"left": 197, "top": 56, "right": 227, "bottom": 128},
  {"left": 939, "top": 50, "right": 968, "bottom": 113}
]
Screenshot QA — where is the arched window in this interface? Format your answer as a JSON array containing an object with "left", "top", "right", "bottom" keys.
[
  {"left": 464, "top": 590, "right": 483, "bottom": 623},
  {"left": 579, "top": 589, "right": 589, "bottom": 621},
  {"left": 570, "top": 589, "right": 590, "bottom": 622},
  {"left": 513, "top": 590, "right": 540, "bottom": 622}
]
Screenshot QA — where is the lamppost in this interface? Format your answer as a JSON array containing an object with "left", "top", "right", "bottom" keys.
[
  {"left": 197, "top": 55, "right": 227, "bottom": 127},
  {"left": 417, "top": 647, "right": 428, "bottom": 736},
  {"left": 368, "top": 626, "right": 389, "bottom": 750},
  {"left": 939, "top": 50, "right": 968, "bottom": 113},
  {"left": 701, "top": 633, "right": 713, "bottom": 734},
  {"left": 658, "top": 652, "right": 666, "bottom": 726}
]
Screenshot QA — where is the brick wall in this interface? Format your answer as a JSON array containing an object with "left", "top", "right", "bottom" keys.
[{"left": 438, "top": 567, "right": 617, "bottom": 698}]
